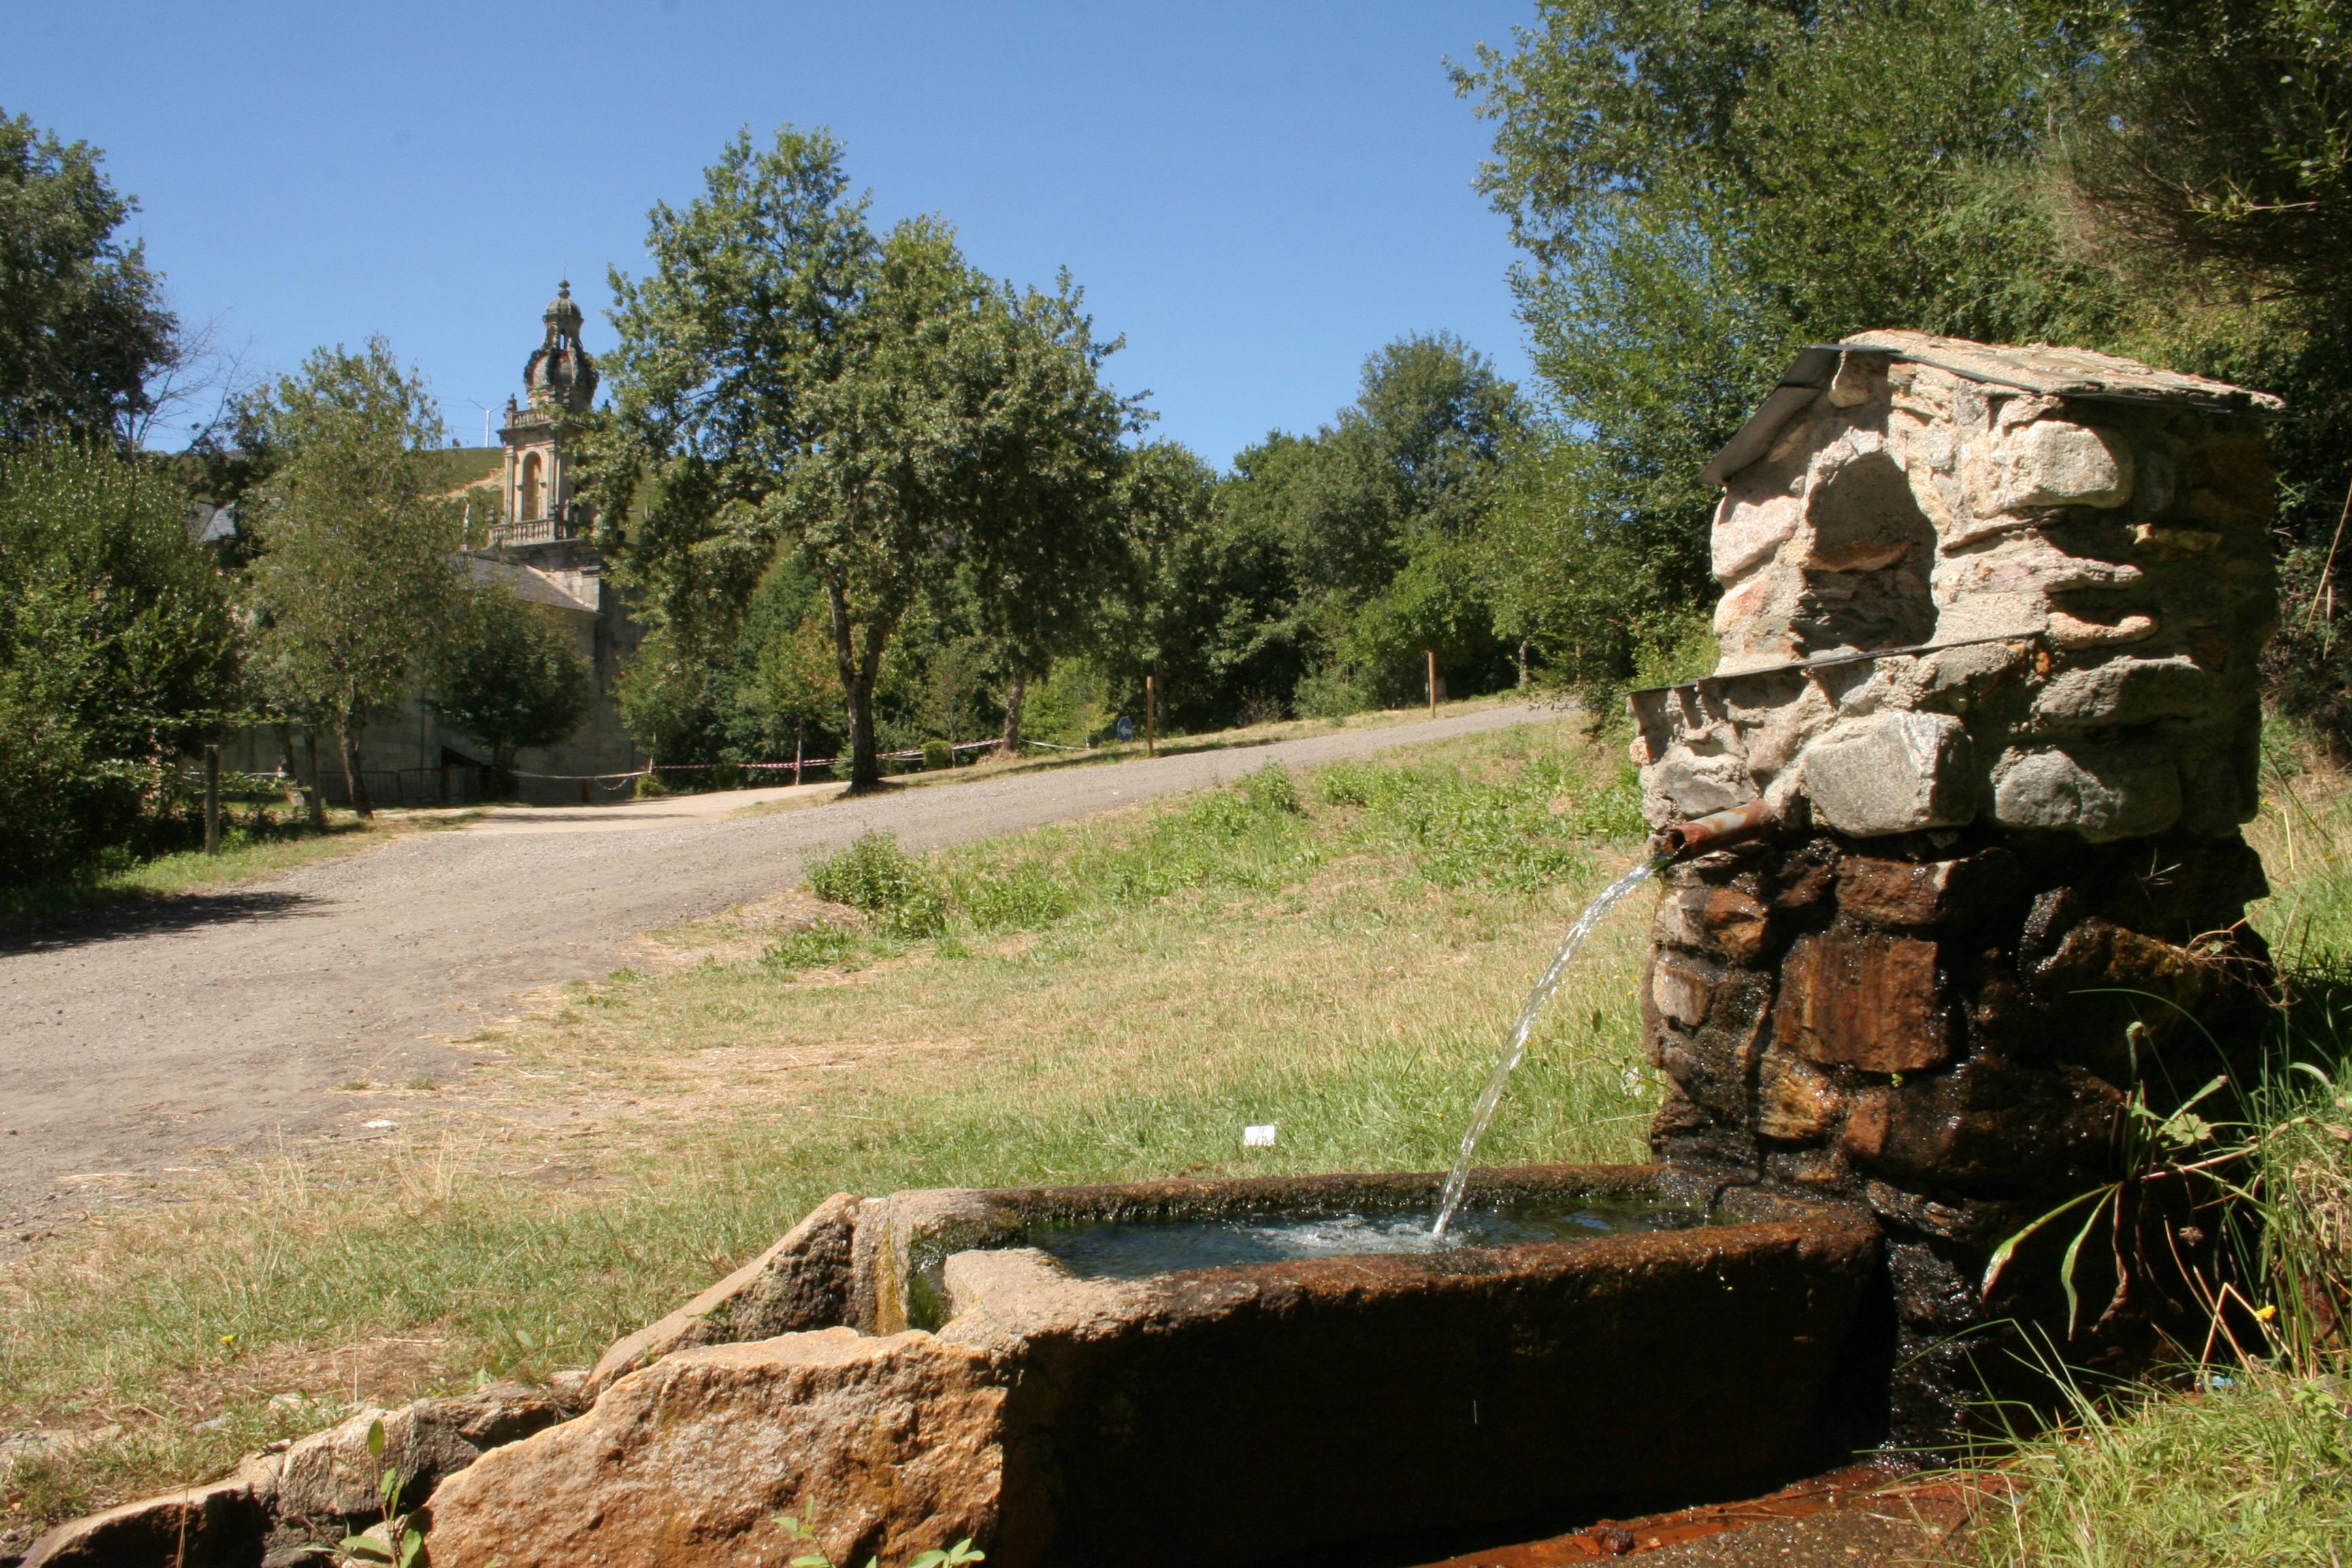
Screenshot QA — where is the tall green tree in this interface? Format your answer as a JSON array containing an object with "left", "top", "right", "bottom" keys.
[
  {"left": 0, "top": 444, "right": 240, "bottom": 883},
  {"left": 243, "top": 340, "right": 461, "bottom": 815},
  {"left": 0, "top": 110, "right": 178, "bottom": 446},
  {"left": 2057, "top": 0, "right": 2352, "bottom": 742},
  {"left": 1097, "top": 439, "right": 1306, "bottom": 730},
  {"left": 432, "top": 588, "right": 589, "bottom": 791},
  {"left": 592, "top": 126, "right": 1136, "bottom": 787},
  {"left": 947, "top": 272, "right": 1134, "bottom": 754},
  {"left": 1219, "top": 333, "right": 1525, "bottom": 705},
  {"left": 1455, "top": 0, "right": 2123, "bottom": 684}
]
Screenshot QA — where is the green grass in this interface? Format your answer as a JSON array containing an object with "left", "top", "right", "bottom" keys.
[
  {"left": 0, "top": 719, "right": 1658, "bottom": 1543},
  {"left": 1971, "top": 1364, "right": 2352, "bottom": 1566},
  {"left": 12, "top": 708, "right": 2343, "bottom": 1561}
]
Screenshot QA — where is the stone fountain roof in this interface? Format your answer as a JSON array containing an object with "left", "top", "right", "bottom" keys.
[{"left": 1703, "top": 331, "right": 2283, "bottom": 486}]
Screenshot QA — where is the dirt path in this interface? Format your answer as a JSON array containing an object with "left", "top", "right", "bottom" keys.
[{"left": 0, "top": 706, "right": 1544, "bottom": 1230}]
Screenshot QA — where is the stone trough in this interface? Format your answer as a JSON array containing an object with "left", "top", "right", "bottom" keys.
[{"left": 424, "top": 1166, "right": 1886, "bottom": 1568}]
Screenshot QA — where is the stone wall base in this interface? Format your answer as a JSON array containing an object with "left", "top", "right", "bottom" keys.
[{"left": 1643, "top": 825, "right": 2272, "bottom": 1436}]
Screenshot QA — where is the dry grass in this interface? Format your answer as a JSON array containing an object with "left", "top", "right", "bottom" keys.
[{"left": 0, "top": 716, "right": 1652, "bottom": 1548}]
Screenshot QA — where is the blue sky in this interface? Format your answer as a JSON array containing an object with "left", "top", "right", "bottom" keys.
[{"left": 4, "top": 2, "right": 1540, "bottom": 466}]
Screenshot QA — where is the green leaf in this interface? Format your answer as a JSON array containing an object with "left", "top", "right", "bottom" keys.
[
  {"left": 397, "top": 1526, "right": 427, "bottom": 1568},
  {"left": 366, "top": 1418, "right": 387, "bottom": 1460},
  {"left": 2057, "top": 1188, "right": 2117, "bottom": 1337},
  {"left": 340, "top": 1537, "right": 394, "bottom": 1564},
  {"left": 1982, "top": 1185, "right": 2113, "bottom": 1296}
]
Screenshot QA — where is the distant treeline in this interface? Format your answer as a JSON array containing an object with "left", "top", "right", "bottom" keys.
[{"left": 7, "top": 0, "right": 2350, "bottom": 880}]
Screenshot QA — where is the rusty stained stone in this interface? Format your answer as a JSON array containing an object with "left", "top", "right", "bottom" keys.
[
  {"left": 1840, "top": 1059, "right": 2123, "bottom": 1191},
  {"left": 1755, "top": 1049, "right": 1844, "bottom": 1142},
  {"left": 1775, "top": 931, "right": 1951, "bottom": 1074},
  {"left": 1658, "top": 970, "right": 1775, "bottom": 1124},
  {"left": 1838, "top": 849, "right": 2025, "bottom": 930},
  {"left": 2035, "top": 916, "right": 2219, "bottom": 1017},
  {"left": 1648, "top": 950, "right": 1719, "bottom": 1028},
  {"left": 1652, "top": 885, "right": 1775, "bottom": 963},
  {"left": 1836, "top": 857, "right": 1961, "bottom": 926},
  {"left": 1769, "top": 842, "right": 1842, "bottom": 915}
]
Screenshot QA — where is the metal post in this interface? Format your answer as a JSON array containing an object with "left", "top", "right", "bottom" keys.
[
  {"left": 1427, "top": 650, "right": 1437, "bottom": 720},
  {"left": 203, "top": 744, "right": 221, "bottom": 854},
  {"left": 1145, "top": 674, "right": 1157, "bottom": 757}
]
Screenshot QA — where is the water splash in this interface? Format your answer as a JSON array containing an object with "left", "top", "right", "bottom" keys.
[{"left": 1428, "top": 854, "right": 1671, "bottom": 1241}]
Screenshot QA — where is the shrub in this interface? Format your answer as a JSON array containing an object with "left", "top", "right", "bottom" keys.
[
  {"left": 1294, "top": 665, "right": 1375, "bottom": 720},
  {"left": 1237, "top": 763, "right": 1302, "bottom": 815},
  {"left": 922, "top": 739, "right": 953, "bottom": 771},
  {"left": 806, "top": 832, "right": 949, "bottom": 938},
  {"left": 951, "top": 858, "right": 1074, "bottom": 933},
  {"left": 0, "top": 445, "right": 240, "bottom": 885}
]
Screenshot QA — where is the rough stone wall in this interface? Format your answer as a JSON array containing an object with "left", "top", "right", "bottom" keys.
[
  {"left": 1634, "top": 336, "right": 2283, "bottom": 1435},
  {"left": 1642, "top": 826, "right": 2270, "bottom": 1434},
  {"left": 1635, "top": 346, "right": 2277, "bottom": 842}
]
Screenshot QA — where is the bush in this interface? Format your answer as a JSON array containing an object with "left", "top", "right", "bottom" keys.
[
  {"left": 806, "top": 832, "right": 949, "bottom": 938},
  {"left": 1294, "top": 665, "right": 1375, "bottom": 719},
  {"left": 0, "top": 445, "right": 240, "bottom": 885},
  {"left": 1237, "top": 763, "right": 1302, "bottom": 815},
  {"left": 922, "top": 739, "right": 953, "bottom": 771},
  {"left": 951, "top": 858, "right": 1075, "bottom": 932}
]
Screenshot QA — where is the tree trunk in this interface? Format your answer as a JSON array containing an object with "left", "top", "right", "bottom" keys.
[
  {"left": 301, "top": 726, "right": 327, "bottom": 828},
  {"left": 828, "top": 578, "right": 896, "bottom": 793},
  {"left": 340, "top": 719, "right": 374, "bottom": 819},
  {"left": 998, "top": 668, "right": 1028, "bottom": 758},
  {"left": 274, "top": 723, "right": 306, "bottom": 813}
]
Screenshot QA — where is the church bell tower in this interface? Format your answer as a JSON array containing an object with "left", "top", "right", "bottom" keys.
[{"left": 493, "top": 281, "right": 600, "bottom": 549}]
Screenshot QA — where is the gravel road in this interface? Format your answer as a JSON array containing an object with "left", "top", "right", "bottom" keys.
[{"left": 0, "top": 706, "right": 1541, "bottom": 1230}]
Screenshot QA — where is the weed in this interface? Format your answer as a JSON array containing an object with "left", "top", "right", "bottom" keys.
[
  {"left": 763, "top": 921, "right": 867, "bottom": 973},
  {"left": 334, "top": 1419, "right": 425, "bottom": 1567},
  {"left": 808, "top": 834, "right": 949, "bottom": 938}
]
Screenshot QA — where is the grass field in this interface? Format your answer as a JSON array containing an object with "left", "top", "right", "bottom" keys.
[
  {"left": 3, "top": 712, "right": 2347, "bottom": 1563},
  {"left": 0, "top": 716, "right": 1656, "bottom": 1546}
]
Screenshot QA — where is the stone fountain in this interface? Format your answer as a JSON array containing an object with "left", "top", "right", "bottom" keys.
[
  {"left": 1631, "top": 329, "right": 2283, "bottom": 1432},
  {"left": 24, "top": 333, "right": 2283, "bottom": 1568}
]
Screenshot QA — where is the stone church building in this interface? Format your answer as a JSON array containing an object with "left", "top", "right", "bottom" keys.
[{"left": 225, "top": 284, "right": 645, "bottom": 804}]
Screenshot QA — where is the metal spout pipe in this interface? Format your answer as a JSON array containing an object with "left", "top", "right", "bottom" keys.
[{"left": 1656, "top": 798, "right": 1779, "bottom": 860}]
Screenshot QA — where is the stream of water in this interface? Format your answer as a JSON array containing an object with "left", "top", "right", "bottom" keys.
[{"left": 1427, "top": 854, "right": 1671, "bottom": 1242}]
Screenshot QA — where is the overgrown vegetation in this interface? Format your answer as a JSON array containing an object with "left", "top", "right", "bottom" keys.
[{"left": 1963, "top": 726, "right": 2352, "bottom": 1565}]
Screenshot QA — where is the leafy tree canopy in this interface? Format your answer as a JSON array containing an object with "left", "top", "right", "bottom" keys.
[
  {"left": 433, "top": 587, "right": 590, "bottom": 785},
  {"left": 0, "top": 444, "right": 238, "bottom": 883},
  {"left": 592, "top": 126, "right": 1136, "bottom": 786},
  {"left": 0, "top": 110, "right": 178, "bottom": 447},
  {"left": 1455, "top": 0, "right": 2129, "bottom": 685},
  {"left": 242, "top": 339, "right": 461, "bottom": 814}
]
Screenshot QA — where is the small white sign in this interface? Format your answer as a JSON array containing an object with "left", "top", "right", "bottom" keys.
[
  {"left": 1241, "top": 1124, "right": 1277, "bottom": 1147},
  {"left": 360, "top": 1119, "right": 396, "bottom": 1130}
]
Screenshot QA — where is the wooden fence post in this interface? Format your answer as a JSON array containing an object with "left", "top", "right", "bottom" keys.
[
  {"left": 203, "top": 744, "right": 221, "bottom": 854},
  {"left": 1426, "top": 650, "right": 1437, "bottom": 720},
  {"left": 1145, "top": 674, "right": 1157, "bottom": 757}
]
